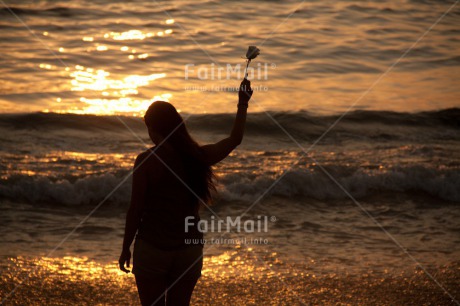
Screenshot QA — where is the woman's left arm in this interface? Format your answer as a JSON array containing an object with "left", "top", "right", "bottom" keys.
[{"left": 119, "top": 152, "right": 149, "bottom": 273}]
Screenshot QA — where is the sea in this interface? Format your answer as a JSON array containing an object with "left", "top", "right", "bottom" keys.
[{"left": 0, "top": 0, "right": 459, "bottom": 305}]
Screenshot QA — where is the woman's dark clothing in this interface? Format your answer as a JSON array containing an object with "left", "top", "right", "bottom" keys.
[
  {"left": 133, "top": 145, "right": 204, "bottom": 281},
  {"left": 136, "top": 146, "right": 204, "bottom": 251},
  {"left": 132, "top": 238, "right": 203, "bottom": 281}
]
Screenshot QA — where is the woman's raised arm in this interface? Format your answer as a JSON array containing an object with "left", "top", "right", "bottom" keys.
[{"left": 201, "top": 79, "right": 253, "bottom": 165}]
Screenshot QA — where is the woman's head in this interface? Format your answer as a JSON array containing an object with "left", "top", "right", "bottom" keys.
[
  {"left": 143, "top": 101, "right": 215, "bottom": 208},
  {"left": 144, "top": 101, "right": 184, "bottom": 144}
]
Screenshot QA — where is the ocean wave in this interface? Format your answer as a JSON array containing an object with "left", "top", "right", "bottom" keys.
[
  {"left": 0, "top": 6, "right": 100, "bottom": 17},
  {"left": 1, "top": 166, "right": 458, "bottom": 206},
  {"left": 220, "top": 166, "right": 460, "bottom": 203},
  {"left": 0, "top": 172, "right": 131, "bottom": 207},
  {"left": 0, "top": 109, "right": 458, "bottom": 142}
]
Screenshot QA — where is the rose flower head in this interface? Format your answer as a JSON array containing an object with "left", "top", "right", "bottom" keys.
[{"left": 246, "top": 46, "right": 260, "bottom": 60}]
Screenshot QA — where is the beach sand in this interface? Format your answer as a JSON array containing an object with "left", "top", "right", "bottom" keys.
[{"left": 1, "top": 251, "right": 458, "bottom": 305}]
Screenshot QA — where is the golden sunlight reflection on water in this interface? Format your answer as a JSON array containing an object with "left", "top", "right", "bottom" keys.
[
  {"left": 6, "top": 249, "right": 279, "bottom": 284},
  {"left": 39, "top": 22, "right": 175, "bottom": 116},
  {"left": 64, "top": 65, "right": 169, "bottom": 116},
  {"left": 2, "top": 151, "right": 134, "bottom": 179},
  {"left": 38, "top": 256, "right": 125, "bottom": 280},
  {"left": 1, "top": 251, "right": 458, "bottom": 305}
]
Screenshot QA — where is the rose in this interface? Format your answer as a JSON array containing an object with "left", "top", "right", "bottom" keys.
[
  {"left": 244, "top": 46, "right": 261, "bottom": 78},
  {"left": 246, "top": 46, "right": 260, "bottom": 60}
]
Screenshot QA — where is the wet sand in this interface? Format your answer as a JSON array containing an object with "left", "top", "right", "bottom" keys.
[{"left": 1, "top": 252, "right": 458, "bottom": 305}]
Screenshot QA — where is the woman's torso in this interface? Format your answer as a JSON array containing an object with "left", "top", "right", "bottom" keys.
[{"left": 137, "top": 145, "right": 203, "bottom": 250}]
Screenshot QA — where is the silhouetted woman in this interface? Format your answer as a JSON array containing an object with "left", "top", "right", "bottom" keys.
[{"left": 119, "top": 79, "right": 253, "bottom": 305}]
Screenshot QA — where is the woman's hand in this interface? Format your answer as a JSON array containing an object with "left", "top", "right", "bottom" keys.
[
  {"left": 238, "top": 78, "right": 253, "bottom": 105},
  {"left": 118, "top": 249, "right": 131, "bottom": 273}
]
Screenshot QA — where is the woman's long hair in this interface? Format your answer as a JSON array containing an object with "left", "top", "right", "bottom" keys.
[{"left": 144, "top": 101, "right": 215, "bottom": 209}]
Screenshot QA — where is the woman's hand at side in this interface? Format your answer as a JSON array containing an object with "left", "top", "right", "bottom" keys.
[{"left": 119, "top": 248, "right": 131, "bottom": 273}]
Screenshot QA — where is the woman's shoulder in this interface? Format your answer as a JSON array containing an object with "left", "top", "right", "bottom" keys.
[
  {"left": 135, "top": 147, "right": 163, "bottom": 166},
  {"left": 137, "top": 145, "right": 178, "bottom": 164},
  {"left": 133, "top": 148, "right": 166, "bottom": 180}
]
